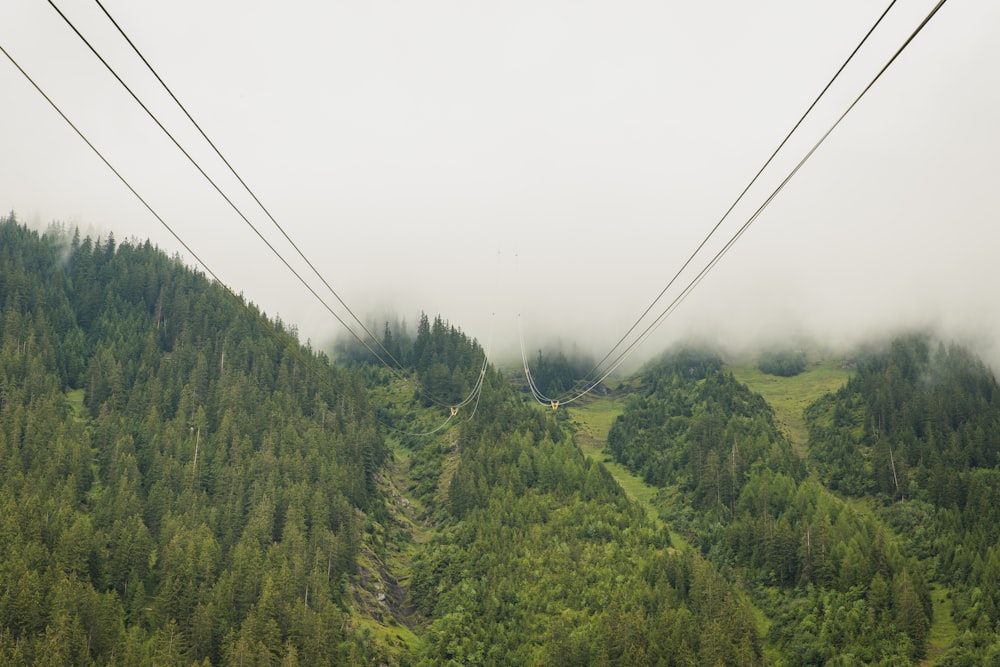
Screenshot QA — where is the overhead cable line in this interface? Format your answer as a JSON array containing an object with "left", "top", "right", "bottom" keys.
[
  {"left": 47, "top": 0, "right": 459, "bottom": 409},
  {"left": 461, "top": 370, "right": 487, "bottom": 422},
  {"left": 0, "top": 40, "right": 360, "bottom": 417},
  {"left": 567, "top": 0, "right": 902, "bottom": 394},
  {"left": 2, "top": 36, "right": 482, "bottom": 440},
  {"left": 517, "top": 316, "right": 560, "bottom": 408},
  {"left": 381, "top": 411, "right": 458, "bottom": 438},
  {"left": 452, "top": 311, "right": 496, "bottom": 423},
  {"left": 377, "top": 346, "right": 490, "bottom": 436},
  {"left": 45, "top": 3, "right": 409, "bottom": 388},
  {"left": 89, "top": 0, "right": 405, "bottom": 374},
  {"left": 597, "top": 0, "right": 951, "bottom": 379},
  {"left": 455, "top": 319, "right": 494, "bottom": 412},
  {"left": 526, "top": 0, "right": 949, "bottom": 408},
  {"left": 0, "top": 41, "right": 218, "bottom": 304},
  {"left": 517, "top": 316, "right": 594, "bottom": 409}
]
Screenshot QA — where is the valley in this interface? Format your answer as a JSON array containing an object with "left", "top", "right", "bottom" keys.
[{"left": 2, "top": 217, "right": 999, "bottom": 664}]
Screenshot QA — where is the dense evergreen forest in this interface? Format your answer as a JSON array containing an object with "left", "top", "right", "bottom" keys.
[
  {"left": 806, "top": 335, "right": 1000, "bottom": 664},
  {"left": 5, "top": 213, "right": 1000, "bottom": 665},
  {"left": 0, "top": 217, "right": 388, "bottom": 664},
  {"left": 607, "top": 341, "right": 1000, "bottom": 664}
]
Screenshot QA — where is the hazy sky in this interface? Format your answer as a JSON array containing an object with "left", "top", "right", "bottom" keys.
[{"left": 2, "top": 1, "right": 999, "bottom": 368}]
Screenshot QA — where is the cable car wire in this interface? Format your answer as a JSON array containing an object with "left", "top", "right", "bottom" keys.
[
  {"left": 0, "top": 39, "right": 368, "bottom": 423},
  {"left": 377, "top": 348, "right": 489, "bottom": 436},
  {"left": 46, "top": 0, "right": 467, "bottom": 408},
  {"left": 518, "top": 316, "right": 555, "bottom": 406},
  {"left": 2, "top": 36, "right": 482, "bottom": 446},
  {"left": 89, "top": 0, "right": 405, "bottom": 374},
  {"left": 0, "top": 41, "right": 218, "bottom": 305},
  {"left": 603, "top": 0, "right": 951, "bottom": 376},
  {"left": 572, "top": 0, "right": 902, "bottom": 392},
  {"left": 45, "top": 3, "right": 407, "bottom": 368},
  {"left": 525, "top": 0, "right": 949, "bottom": 407}
]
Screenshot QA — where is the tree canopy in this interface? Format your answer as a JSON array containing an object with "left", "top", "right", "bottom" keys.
[{"left": 5, "top": 214, "right": 1000, "bottom": 663}]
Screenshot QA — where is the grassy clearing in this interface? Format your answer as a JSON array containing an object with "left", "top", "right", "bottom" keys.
[
  {"left": 568, "top": 395, "right": 665, "bottom": 525},
  {"left": 352, "top": 616, "right": 423, "bottom": 659},
  {"left": 348, "top": 376, "right": 447, "bottom": 655},
  {"left": 65, "top": 388, "right": 86, "bottom": 420},
  {"left": 922, "top": 584, "right": 959, "bottom": 666},
  {"left": 385, "top": 441, "right": 434, "bottom": 546},
  {"left": 728, "top": 360, "right": 853, "bottom": 456},
  {"left": 347, "top": 437, "right": 432, "bottom": 657}
]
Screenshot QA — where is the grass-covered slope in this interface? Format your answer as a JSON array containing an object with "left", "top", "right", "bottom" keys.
[{"left": 730, "top": 358, "right": 853, "bottom": 456}]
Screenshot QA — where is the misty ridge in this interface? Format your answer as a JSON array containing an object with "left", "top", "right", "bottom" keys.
[
  {"left": 22, "top": 212, "right": 1000, "bottom": 384},
  {"left": 7, "top": 213, "right": 1000, "bottom": 663},
  {"left": 334, "top": 308, "right": 999, "bottom": 393}
]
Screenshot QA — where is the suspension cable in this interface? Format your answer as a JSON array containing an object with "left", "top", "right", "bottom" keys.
[
  {"left": 573, "top": 0, "right": 903, "bottom": 391},
  {"left": 0, "top": 40, "right": 372, "bottom": 425},
  {"left": 89, "top": 0, "right": 406, "bottom": 373},
  {"left": 527, "top": 0, "right": 949, "bottom": 407},
  {"left": 46, "top": 0, "right": 470, "bottom": 408}
]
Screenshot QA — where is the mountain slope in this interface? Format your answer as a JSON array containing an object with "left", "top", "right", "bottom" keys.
[
  {"left": 805, "top": 334, "right": 1000, "bottom": 664},
  {"left": 730, "top": 359, "right": 853, "bottom": 456},
  {"left": 7, "top": 213, "right": 1000, "bottom": 664},
  {"left": 0, "top": 217, "right": 391, "bottom": 664},
  {"left": 603, "top": 348, "right": 933, "bottom": 663}
]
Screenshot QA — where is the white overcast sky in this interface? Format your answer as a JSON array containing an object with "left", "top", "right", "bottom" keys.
[{"left": 2, "top": 0, "right": 999, "bottom": 366}]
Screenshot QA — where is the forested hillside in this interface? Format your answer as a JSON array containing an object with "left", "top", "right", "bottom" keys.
[
  {"left": 607, "top": 349, "right": 936, "bottom": 663},
  {"left": 604, "top": 340, "right": 1000, "bottom": 664},
  {"left": 806, "top": 335, "right": 1000, "bottom": 664},
  {"left": 0, "top": 217, "right": 389, "bottom": 664},
  {"left": 1, "top": 216, "right": 767, "bottom": 665},
  {"left": 358, "top": 320, "right": 766, "bottom": 665},
  {"left": 6, "top": 213, "right": 1000, "bottom": 665}
]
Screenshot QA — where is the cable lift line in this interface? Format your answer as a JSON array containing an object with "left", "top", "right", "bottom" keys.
[
  {"left": 2, "top": 35, "right": 488, "bottom": 443},
  {"left": 517, "top": 318, "right": 550, "bottom": 405},
  {"left": 45, "top": 0, "right": 466, "bottom": 409},
  {"left": 517, "top": 315, "right": 576, "bottom": 409},
  {"left": 375, "top": 313, "right": 494, "bottom": 436},
  {"left": 442, "top": 318, "right": 495, "bottom": 414},
  {"left": 453, "top": 314, "right": 495, "bottom": 421},
  {"left": 521, "top": 0, "right": 949, "bottom": 408},
  {"left": 0, "top": 40, "right": 364, "bottom": 420},
  {"left": 42, "top": 0, "right": 499, "bottom": 422},
  {"left": 382, "top": 410, "right": 458, "bottom": 438},
  {"left": 461, "top": 367, "right": 488, "bottom": 421},
  {"left": 44, "top": 1, "right": 383, "bottom": 361},
  {"left": 376, "top": 354, "right": 488, "bottom": 437},
  {"left": 0, "top": 42, "right": 222, "bottom": 309},
  {"left": 88, "top": 0, "right": 405, "bottom": 375},
  {"left": 571, "top": 0, "right": 901, "bottom": 396},
  {"left": 44, "top": 2, "right": 414, "bottom": 384},
  {"left": 605, "top": 0, "right": 951, "bottom": 374},
  {"left": 517, "top": 318, "right": 593, "bottom": 409}
]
